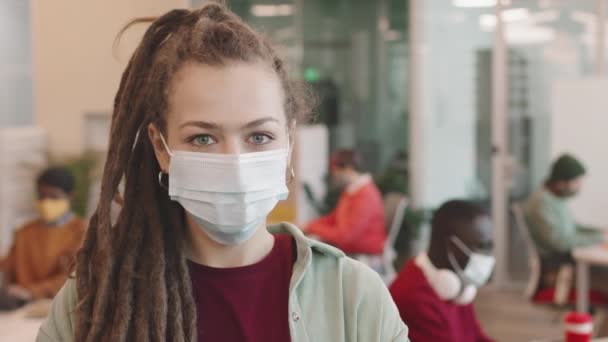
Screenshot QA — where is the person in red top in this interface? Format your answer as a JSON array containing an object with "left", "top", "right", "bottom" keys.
[
  {"left": 306, "top": 150, "right": 387, "bottom": 255},
  {"left": 390, "top": 200, "right": 495, "bottom": 342}
]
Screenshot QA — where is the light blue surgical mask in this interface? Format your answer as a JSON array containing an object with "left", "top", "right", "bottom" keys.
[
  {"left": 447, "top": 236, "right": 495, "bottom": 287},
  {"left": 160, "top": 134, "right": 289, "bottom": 246}
]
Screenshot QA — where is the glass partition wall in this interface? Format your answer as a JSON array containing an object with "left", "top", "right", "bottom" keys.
[
  {"left": 409, "top": 0, "right": 608, "bottom": 285},
  {"left": 205, "top": 0, "right": 410, "bottom": 173},
  {"left": 193, "top": 0, "right": 608, "bottom": 285}
]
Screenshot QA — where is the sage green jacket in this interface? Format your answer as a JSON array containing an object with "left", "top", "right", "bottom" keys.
[
  {"left": 523, "top": 188, "right": 603, "bottom": 257},
  {"left": 36, "top": 223, "right": 409, "bottom": 341}
]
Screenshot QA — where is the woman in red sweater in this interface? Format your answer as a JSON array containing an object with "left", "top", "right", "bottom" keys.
[
  {"left": 390, "top": 200, "right": 495, "bottom": 342},
  {"left": 306, "top": 150, "right": 386, "bottom": 255}
]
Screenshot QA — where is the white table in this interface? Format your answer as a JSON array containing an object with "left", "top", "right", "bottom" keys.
[
  {"left": 573, "top": 245, "right": 608, "bottom": 313},
  {"left": 0, "top": 308, "right": 44, "bottom": 341}
]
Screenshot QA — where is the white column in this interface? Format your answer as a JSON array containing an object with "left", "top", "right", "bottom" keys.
[
  {"left": 408, "top": 0, "right": 426, "bottom": 209},
  {"left": 491, "top": 0, "right": 509, "bottom": 286},
  {"left": 597, "top": 0, "right": 606, "bottom": 75},
  {"left": 293, "top": 0, "right": 304, "bottom": 71}
]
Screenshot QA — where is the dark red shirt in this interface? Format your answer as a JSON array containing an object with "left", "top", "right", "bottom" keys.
[
  {"left": 189, "top": 234, "right": 294, "bottom": 342},
  {"left": 389, "top": 260, "right": 494, "bottom": 342}
]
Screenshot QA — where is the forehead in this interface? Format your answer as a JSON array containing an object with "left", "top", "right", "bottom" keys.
[
  {"left": 456, "top": 215, "right": 493, "bottom": 243},
  {"left": 38, "top": 183, "right": 67, "bottom": 195},
  {"left": 167, "top": 61, "right": 286, "bottom": 126}
]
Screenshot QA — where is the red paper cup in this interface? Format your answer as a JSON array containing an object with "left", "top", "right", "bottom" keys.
[{"left": 565, "top": 312, "right": 593, "bottom": 342}]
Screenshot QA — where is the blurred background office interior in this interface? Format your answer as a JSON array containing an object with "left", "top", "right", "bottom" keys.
[{"left": 2, "top": 0, "right": 608, "bottom": 341}]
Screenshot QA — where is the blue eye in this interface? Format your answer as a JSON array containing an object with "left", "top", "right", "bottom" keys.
[
  {"left": 249, "top": 133, "right": 273, "bottom": 145},
  {"left": 192, "top": 135, "right": 217, "bottom": 146}
]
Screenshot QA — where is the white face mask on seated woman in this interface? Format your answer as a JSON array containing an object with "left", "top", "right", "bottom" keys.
[{"left": 160, "top": 133, "right": 289, "bottom": 245}]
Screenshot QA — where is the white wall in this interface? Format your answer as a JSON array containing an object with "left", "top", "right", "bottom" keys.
[
  {"left": 31, "top": 0, "right": 188, "bottom": 157},
  {"left": 296, "top": 125, "right": 329, "bottom": 224},
  {"left": 551, "top": 78, "right": 608, "bottom": 228},
  {"left": 0, "top": 0, "right": 32, "bottom": 127}
]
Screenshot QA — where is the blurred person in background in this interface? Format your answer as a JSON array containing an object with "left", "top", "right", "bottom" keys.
[
  {"left": 376, "top": 150, "right": 408, "bottom": 196},
  {"left": 0, "top": 167, "right": 86, "bottom": 310},
  {"left": 37, "top": 4, "right": 407, "bottom": 341},
  {"left": 306, "top": 149, "right": 387, "bottom": 255},
  {"left": 390, "top": 200, "right": 495, "bottom": 342},
  {"left": 524, "top": 154, "right": 606, "bottom": 289}
]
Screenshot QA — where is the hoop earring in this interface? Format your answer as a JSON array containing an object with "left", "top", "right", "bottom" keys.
[
  {"left": 158, "top": 171, "right": 168, "bottom": 190},
  {"left": 287, "top": 167, "right": 295, "bottom": 184}
]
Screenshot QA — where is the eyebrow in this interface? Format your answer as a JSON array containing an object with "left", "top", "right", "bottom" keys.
[
  {"left": 179, "top": 117, "right": 280, "bottom": 130},
  {"left": 179, "top": 121, "right": 220, "bottom": 130},
  {"left": 243, "top": 117, "right": 280, "bottom": 129}
]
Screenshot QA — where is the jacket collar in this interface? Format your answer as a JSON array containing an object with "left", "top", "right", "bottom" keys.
[
  {"left": 541, "top": 187, "right": 567, "bottom": 202},
  {"left": 269, "top": 222, "right": 345, "bottom": 294},
  {"left": 269, "top": 222, "right": 345, "bottom": 258}
]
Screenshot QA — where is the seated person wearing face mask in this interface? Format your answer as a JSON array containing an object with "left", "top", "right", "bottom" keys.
[
  {"left": 390, "top": 200, "right": 495, "bottom": 342},
  {"left": 524, "top": 154, "right": 605, "bottom": 262},
  {"left": 306, "top": 150, "right": 387, "bottom": 255},
  {"left": 0, "top": 167, "right": 86, "bottom": 310},
  {"left": 524, "top": 154, "right": 607, "bottom": 292}
]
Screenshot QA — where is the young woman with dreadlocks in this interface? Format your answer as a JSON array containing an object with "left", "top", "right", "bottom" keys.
[{"left": 36, "top": 3, "right": 407, "bottom": 342}]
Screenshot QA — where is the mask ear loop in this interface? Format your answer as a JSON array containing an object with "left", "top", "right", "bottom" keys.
[
  {"left": 286, "top": 130, "right": 295, "bottom": 184},
  {"left": 157, "top": 132, "right": 172, "bottom": 191},
  {"left": 443, "top": 239, "right": 470, "bottom": 302},
  {"left": 447, "top": 236, "right": 472, "bottom": 284},
  {"left": 158, "top": 132, "right": 174, "bottom": 157},
  {"left": 451, "top": 235, "right": 474, "bottom": 255}
]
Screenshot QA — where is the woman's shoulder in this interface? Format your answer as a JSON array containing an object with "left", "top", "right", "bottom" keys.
[
  {"left": 312, "top": 252, "right": 386, "bottom": 299},
  {"left": 272, "top": 222, "right": 386, "bottom": 286},
  {"left": 37, "top": 279, "right": 77, "bottom": 342},
  {"left": 304, "top": 253, "right": 409, "bottom": 341}
]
